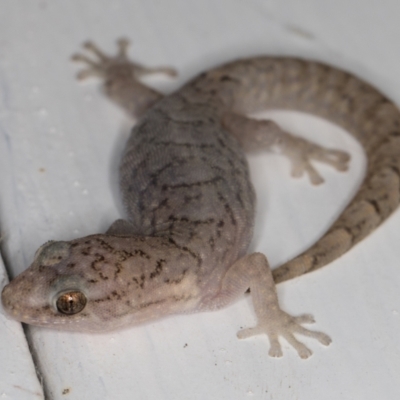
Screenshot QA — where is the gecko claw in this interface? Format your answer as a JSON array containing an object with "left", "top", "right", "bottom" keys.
[
  {"left": 117, "top": 38, "right": 130, "bottom": 57},
  {"left": 293, "top": 313, "right": 315, "bottom": 324},
  {"left": 82, "top": 40, "right": 110, "bottom": 61}
]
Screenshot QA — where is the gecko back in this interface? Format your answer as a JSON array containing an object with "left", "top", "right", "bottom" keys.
[{"left": 118, "top": 101, "right": 256, "bottom": 273}]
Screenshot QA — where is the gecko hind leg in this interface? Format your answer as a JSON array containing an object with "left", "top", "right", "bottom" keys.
[
  {"left": 71, "top": 38, "right": 177, "bottom": 117},
  {"left": 199, "top": 253, "right": 331, "bottom": 358},
  {"left": 222, "top": 112, "right": 350, "bottom": 185}
]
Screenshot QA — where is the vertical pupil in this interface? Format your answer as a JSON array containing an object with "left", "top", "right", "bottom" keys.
[{"left": 56, "top": 291, "right": 87, "bottom": 315}]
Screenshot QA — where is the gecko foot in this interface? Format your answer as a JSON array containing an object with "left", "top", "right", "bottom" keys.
[
  {"left": 221, "top": 112, "right": 350, "bottom": 185},
  {"left": 71, "top": 38, "right": 177, "bottom": 117},
  {"left": 280, "top": 134, "right": 350, "bottom": 185},
  {"left": 71, "top": 38, "right": 177, "bottom": 81},
  {"left": 237, "top": 310, "right": 332, "bottom": 358}
]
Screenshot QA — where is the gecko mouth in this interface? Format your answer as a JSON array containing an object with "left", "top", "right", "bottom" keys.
[{"left": 1, "top": 283, "right": 84, "bottom": 326}]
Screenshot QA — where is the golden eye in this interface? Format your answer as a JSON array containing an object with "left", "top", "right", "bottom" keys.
[{"left": 56, "top": 291, "right": 87, "bottom": 315}]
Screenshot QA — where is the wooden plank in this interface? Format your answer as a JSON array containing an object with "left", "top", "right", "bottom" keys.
[
  {"left": 0, "top": 256, "right": 44, "bottom": 399},
  {"left": 1, "top": 1, "right": 400, "bottom": 399}
]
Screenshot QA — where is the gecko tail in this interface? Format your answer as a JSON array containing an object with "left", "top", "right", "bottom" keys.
[
  {"left": 226, "top": 58, "right": 400, "bottom": 283},
  {"left": 187, "top": 57, "right": 400, "bottom": 283},
  {"left": 273, "top": 154, "right": 400, "bottom": 283}
]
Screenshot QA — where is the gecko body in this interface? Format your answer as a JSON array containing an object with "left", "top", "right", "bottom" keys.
[{"left": 2, "top": 39, "right": 399, "bottom": 358}]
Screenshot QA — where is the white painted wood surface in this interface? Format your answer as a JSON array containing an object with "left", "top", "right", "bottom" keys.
[
  {"left": 0, "top": 255, "right": 44, "bottom": 399},
  {"left": 1, "top": 1, "right": 400, "bottom": 399}
]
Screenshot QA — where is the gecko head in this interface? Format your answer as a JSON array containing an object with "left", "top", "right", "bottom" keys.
[
  {"left": 1, "top": 240, "right": 89, "bottom": 330},
  {"left": 1, "top": 237, "right": 126, "bottom": 332},
  {"left": 1, "top": 234, "right": 185, "bottom": 332}
]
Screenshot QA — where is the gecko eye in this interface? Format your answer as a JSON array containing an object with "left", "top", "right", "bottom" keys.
[{"left": 56, "top": 291, "right": 87, "bottom": 315}]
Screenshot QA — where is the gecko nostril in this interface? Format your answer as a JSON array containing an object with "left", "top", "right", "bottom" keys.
[
  {"left": 1, "top": 284, "right": 10, "bottom": 301},
  {"left": 1, "top": 285, "right": 16, "bottom": 312}
]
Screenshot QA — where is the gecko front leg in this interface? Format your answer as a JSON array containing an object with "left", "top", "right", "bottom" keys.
[
  {"left": 200, "top": 253, "right": 331, "bottom": 358},
  {"left": 71, "top": 38, "right": 177, "bottom": 118},
  {"left": 222, "top": 112, "right": 350, "bottom": 185}
]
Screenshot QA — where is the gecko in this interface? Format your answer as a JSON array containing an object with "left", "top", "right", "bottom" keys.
[{"left": 2, "top": 39, "right": 400, "bottom": 359}]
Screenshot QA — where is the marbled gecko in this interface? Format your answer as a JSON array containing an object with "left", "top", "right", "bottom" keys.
[{"left": 2, "top": 39, "right": 399, "bottom": 358}]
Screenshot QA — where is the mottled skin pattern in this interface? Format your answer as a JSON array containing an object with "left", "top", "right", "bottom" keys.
[{"left": 2, "top": 39, "right": 399, "bottom": 358}]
